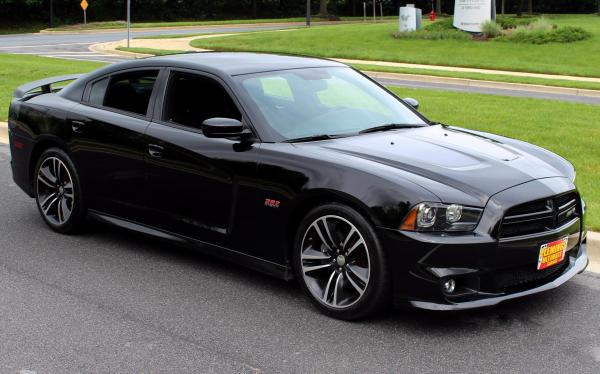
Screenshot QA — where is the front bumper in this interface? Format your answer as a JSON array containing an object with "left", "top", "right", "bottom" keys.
[{"left": 410, "top": 242, "right": 588, "bottom": 311}]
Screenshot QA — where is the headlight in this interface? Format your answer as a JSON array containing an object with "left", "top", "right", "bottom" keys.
[{"left": 400, "top": 202, "right": 483, "bottom": 232}]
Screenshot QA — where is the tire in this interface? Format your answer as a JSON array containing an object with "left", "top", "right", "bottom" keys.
[
  {"left": 293, "top": 203, "right": 390, "bottom": 320},
  {"left": 34, "top": 147, "right": 86, "bottom": 234}
]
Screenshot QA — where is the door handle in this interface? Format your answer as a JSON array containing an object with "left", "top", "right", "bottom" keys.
[
  {"left": 71, "top": 120, "right": 86, "bottom": 133},
  {"left": 148, "top": 144, "right": 164, "bottom": 158}
]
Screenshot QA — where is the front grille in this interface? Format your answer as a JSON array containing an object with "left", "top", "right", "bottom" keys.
[
  {"left": 492, "top": 260, "right": 569, "bottom": 291},
  {"left": 499, "top": 192, "right": 579, "bottom": 238}
]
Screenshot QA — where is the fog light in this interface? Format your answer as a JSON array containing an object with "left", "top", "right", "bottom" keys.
[{"left": 443, "top": 279, "right": 456, "bottom": 294}]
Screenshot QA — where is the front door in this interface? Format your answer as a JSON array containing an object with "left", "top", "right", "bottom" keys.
[{"left": 143, "top": 70, "right": 259, "bottom": 246}]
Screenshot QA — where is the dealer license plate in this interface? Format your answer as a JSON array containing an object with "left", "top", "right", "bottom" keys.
[{"left": 537, "top": 236, "right": 568, "bottom": 271}]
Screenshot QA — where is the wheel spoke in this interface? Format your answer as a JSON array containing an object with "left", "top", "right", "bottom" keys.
[
  {"left": 42, "top": 195, "right": 59, "bottom": 215},
  {"left": 332, "top": 272, "right": 343, "bottom": 307},
  {"left": 347, "top": 264, "right": 368, "bottom": 284},
  {"left": 346, "top": 238, "right": 365, "bottom": 256},
  {"left": 345, "top": 269, "right": 366, "bottom": 295},
  {"left": 322, "top": 271, "right": 336, "bottom": 303},
  {"left": 53, "top": 158, "right": 61, "bottom": 182},
  {"left": 38, "top": 167, "right": 57, "bottom": 187},
  {"left": 342, "top": 226, "right": 357, "bottom": 250},
  {"left": 303, "top": 263, "right": 332, "bottom": 274},
  {"left": 39, "top": 192, "right": 58, "bottom": 209},
  {"left": 311, "top": 222, "right": 333, "bottom": 252},
  {"left": 301, "top": 252, "right": 331, "bottom": 260},
  {"left": 319, "top": 217, "right": 337, "bottom": 249},
  {"left": 57, "top": 197, "right": 64, "bottom": 223}
]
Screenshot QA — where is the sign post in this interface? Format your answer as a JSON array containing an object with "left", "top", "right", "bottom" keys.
[
  {"left": 127, "top": 0, "right": 131, "bottom": 48},
  {"left": 80, "top": 0, "right": 88, "bottom": 25}
]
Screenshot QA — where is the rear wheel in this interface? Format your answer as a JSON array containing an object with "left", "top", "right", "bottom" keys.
[
  {"left": 293, "top": 203, "right": 390, "bottom": 320},
  {"left": 34, "top": 148, "right": 85, "bottom": 233}
]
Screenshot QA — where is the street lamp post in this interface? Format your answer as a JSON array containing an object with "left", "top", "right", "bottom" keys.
[{"left": 127, "top": 0, "right": 131, "bottom": 48}]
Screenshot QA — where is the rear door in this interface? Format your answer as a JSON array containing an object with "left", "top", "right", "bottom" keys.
[{"left": 67, "top": 68, "right": 163, "bottom": 221}]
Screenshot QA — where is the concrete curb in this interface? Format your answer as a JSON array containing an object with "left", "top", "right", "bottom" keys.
[
  {"left": 364, "top": 71, "right": 600, "bottom": 99},
  {"left": 587, "top": 232, "right": 600, "bottom": 273},
  {"left": 0, "top": 121, "right": 7, "bottom": 145}
]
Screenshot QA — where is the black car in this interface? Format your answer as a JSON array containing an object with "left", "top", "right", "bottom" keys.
[{"left": 8, "top": 52, "right": 589, "bottom": 319}]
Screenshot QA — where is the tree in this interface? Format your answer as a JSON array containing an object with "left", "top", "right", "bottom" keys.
[
  {"left": 319, "top": 0, "right": 328, "bottom": 16},
  {"left": 597, "top": 0, "right": 600, "bottom": 16},
  {"left": 528, "top": 0, "right": 533, "bottom": 14},
  {"left": 517, "top": 0, "right": 525, "bottom": 16},
  {"left": 501, "top": 0, "right": 505, "bottom": 15},
  {"left": 435, "top": 0, "right": 441, "bottom": 16}
]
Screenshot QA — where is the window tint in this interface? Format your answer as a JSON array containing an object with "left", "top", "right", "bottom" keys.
[
  {"left": 89, "top": 77, "right": 108, "bottom": 106},
  {"left": 103, "top": 70, "right": 159, "bottom": 115},
  {"left": 163, "top": 72, "right": 241, "bottom": 129}
]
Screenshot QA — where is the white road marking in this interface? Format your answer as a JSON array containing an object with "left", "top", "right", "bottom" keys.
[{"left": 0, "top": 42, "right": 95, "bottom": 49}]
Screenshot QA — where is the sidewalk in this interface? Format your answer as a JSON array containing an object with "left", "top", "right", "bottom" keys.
[{"left": 0, "top": 121, "right": 7, "bottom": 144}]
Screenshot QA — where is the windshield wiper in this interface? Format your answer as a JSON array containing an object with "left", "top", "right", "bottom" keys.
[
  {"left": 359, "top": 123, "right": 420, "bottom": 134},
  {"left": 284, "top": 134, "right": 341, "bottom": 143}
]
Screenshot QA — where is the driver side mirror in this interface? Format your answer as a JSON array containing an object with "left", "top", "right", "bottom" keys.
[
  {"left": 403, "top": 98, "right": 419, "bottom": 110},
  {"left": 201, "top": 117, "right": 245, "bottom": 139}
]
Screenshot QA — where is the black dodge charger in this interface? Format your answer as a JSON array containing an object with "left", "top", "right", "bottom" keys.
[{"left": 8, "top": 52, "right": 588, "bottom": 319}]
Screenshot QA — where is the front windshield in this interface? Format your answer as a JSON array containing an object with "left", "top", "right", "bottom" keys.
[{"left": 235, "top": 67, "right": 428, "bottom": 141}]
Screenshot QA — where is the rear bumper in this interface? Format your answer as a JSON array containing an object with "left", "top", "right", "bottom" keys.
[{"left": 409, "top": 242, "right": 588, "bottom": 311}]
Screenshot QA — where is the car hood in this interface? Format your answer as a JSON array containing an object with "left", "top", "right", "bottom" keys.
[{"left": 303, "top": 125, "right": 572, "bottom": 205}]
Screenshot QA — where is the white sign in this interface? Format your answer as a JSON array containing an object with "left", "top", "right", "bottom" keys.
[
  {"left": 453, "top": 0, "right": 496, "bottom": 33},
  {"left": 399, "top": 6, "right": 420, "bottom": 32}
]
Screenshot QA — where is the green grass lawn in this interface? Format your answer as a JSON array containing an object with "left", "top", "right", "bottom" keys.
[
  {"left": 1, "top": 54, "right": 597, "bottom": 229},
  {"left": 0, "top": 55, "right": 105, "bottom": 121},
  {"left": 191, "top": 14, "right": 600, "bottom": 78}
]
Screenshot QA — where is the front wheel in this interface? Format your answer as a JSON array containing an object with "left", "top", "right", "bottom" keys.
[
  {"left": 293, "top": 203, "right": 390, "bottom": 320},
  {"left": 34, "top": 147, "right": 85, "bottom": 234}
]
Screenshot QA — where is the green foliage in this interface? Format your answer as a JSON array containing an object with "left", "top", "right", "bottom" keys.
[
  {"left": 480, "top": 21, "right": 502, "bottom": 38},
  {"left": 496, "top": 15, "right": 536, "bottom": 29},
  {"left": 423, "top": 18, "right": 455, "bottom": 32},
  {"left": 391, "top": 29, "right": 470, "bottom": 41},
  {"left": 499, "top": 25, "right": 592, "bottom": 44}
]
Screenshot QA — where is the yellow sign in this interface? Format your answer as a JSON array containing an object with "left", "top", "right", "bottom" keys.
[{"left": 80, "top": 0, "right": 88, "bottom": 11}]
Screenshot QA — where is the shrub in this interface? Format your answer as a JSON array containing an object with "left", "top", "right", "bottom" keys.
[
  {"left": 498, "top": 25, "right": 592, "bottom": 44},
  {"left": 480, "top": 20, "right": 502, "bottom": 39},
  {"left": 392, "top": 29, "right": 470, "bottom": 41},
  {"left": 496, "top": 15, "right": 535, "bottom": 29},
  {"left": 527, "top": 16, "right": 554, "bottom": 32}
]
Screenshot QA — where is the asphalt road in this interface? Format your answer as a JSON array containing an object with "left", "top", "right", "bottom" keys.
[
  {"left": 1, "top": 144, "right": 599, "bottom": 373},
  {"left": 2, "top": 27, "right": 600, "bottom": 104}
]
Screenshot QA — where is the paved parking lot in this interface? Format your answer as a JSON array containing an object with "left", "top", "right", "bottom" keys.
[{"left": 0, "top": 144, "right": 599, "bottom": 373}]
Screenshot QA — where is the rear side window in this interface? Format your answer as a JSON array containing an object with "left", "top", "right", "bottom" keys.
[
  {"left": 103, "top": 70, "right": 159, "bottom": 116},
  {"left": 89, "top": 77, "right": 109, "bottom": 106}
]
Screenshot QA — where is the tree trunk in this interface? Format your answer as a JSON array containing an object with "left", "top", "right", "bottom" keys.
[
  {"left": 435, "top": 0, "right": 441, "bottom": 15},
  {"left": 528, "top": 0, "right": 533, "bottom": 14},
  {"left": 501, "top": 0, "right": 505, "bottom": 15},
  {"left": 517, "top": 0, "right": 525, "bottom": 16},
  {"left": 352, "top": 0, "right": 356, "bottom": 16},
  {"left": 319, "top": 0, "right": 328, "bottom": 16},
  {"left": 597, "top": 0, "right": 599, "bottom": 16},
  {"left": 252, "top": 0, "right": 257, "bottom": 18}
]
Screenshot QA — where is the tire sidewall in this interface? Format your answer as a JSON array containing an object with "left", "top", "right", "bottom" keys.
[
  {"left": 34, "top": 147, "right": 85, "bottom": 234},
  {"left": 293, "top": 203, "right": 390, "bottom": 320}
]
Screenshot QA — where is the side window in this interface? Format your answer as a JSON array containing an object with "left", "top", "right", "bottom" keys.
[
  {"left": 89, "top": 77, "right": 109, "bottom": 106},
  {"left": 103, "top": 70, "right": 159, "bottom": 116},
  {"left": 163, "top": 72, "right": 241, "bottom": 129}
]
